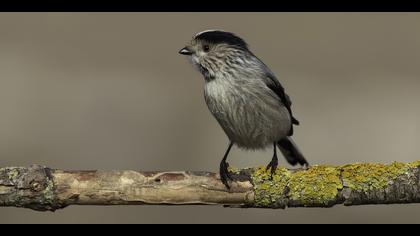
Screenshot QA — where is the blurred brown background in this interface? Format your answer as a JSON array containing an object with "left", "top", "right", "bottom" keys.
[{"left": 0, "top": 13, "right": 420, "bottom": 223}]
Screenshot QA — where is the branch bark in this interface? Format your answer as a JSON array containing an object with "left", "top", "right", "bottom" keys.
[{"left": 1, "top": 162, "right": 420, "bottom": 211}]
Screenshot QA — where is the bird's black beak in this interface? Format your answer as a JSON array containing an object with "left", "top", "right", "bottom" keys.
[{"left": 179, "top": 47, "right": 193, "bottom": 55}]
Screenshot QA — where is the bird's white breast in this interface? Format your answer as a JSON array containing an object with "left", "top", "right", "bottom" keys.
[{"left": 204, "top": 77, "right": 291, "bottom": 149}]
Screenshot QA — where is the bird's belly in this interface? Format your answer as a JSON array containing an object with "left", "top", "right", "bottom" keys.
[{"left": 204, "top": 82, "right": 291, "bottom": 149}]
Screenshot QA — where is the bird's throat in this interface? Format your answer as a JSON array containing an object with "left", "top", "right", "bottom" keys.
[{"left": 198, "top": 64, "right": 215, "bottom": 82}]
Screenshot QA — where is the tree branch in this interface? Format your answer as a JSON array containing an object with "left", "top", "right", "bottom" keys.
[{"left": 1, "top": 162, "right": 420, "bottom": 211}]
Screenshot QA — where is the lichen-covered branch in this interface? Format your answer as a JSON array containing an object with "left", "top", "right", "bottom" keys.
[{"left": 1, "top": 162, "right": 420, "bottom": 211}]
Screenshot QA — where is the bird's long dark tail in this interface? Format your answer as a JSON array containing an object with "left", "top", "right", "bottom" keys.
[{"left": 277, "top": 137, "right": 308, "bottom": 166}]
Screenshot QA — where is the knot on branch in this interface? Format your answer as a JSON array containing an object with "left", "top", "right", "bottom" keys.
[{"left": 0, "top": 165, "right": 65, "bottom": 211}]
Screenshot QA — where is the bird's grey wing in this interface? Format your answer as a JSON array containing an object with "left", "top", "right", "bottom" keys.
[
  {"left": 250, "top": 53, "right": 299, "bottom": 135},
  {"left": 264, "top": 72, "right": 299, "bottom": 136}
]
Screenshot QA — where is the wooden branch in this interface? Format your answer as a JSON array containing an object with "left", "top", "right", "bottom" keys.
[{"left": 1, "top": 162, "right": 420, "bottom": 211}]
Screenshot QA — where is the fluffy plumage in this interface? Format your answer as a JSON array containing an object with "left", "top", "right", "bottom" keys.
[{"left": 180, "top": 30, "right": 308, "bottom": 188}]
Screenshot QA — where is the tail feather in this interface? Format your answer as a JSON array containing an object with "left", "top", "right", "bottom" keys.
[{"left": 277, "top": 137, "right": 308, "bottom": 166}]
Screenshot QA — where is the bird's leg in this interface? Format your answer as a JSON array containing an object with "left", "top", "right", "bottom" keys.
[
  {"left": 220, "top": 141, "right": 234, "bottom": 189},
  {"left": 266, "top": 143, "right": 279, "bottom": 177}
]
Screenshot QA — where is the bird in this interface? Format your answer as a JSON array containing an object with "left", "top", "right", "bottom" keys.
[{"left": 179, "top": 30, "right": 308, "bottom": 189}]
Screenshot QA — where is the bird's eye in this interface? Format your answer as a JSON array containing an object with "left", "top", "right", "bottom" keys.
[{"left": 203, "top": 45, "right": 210, "bottom": 52}]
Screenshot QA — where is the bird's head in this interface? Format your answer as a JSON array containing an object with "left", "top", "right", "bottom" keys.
[{"left": 179, "top": 30, "right": 250, "bottom": 80}]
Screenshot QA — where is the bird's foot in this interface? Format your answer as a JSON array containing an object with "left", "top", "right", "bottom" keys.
[
  {"left": 220, "top": 161, "right": 233, "bottom": 189},
  {"left": 289, "top": 163, "right": 311, "bottom": 172},
  {"left": 266, "top": 158, "right": 279, "bottom": 179},
  {"left": 302, "top": 163, "right": 311, "bottom": 170}
]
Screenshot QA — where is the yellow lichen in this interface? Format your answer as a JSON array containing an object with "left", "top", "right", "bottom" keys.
[
  {"left": 408, "top": 161, "right": 420, "bottom": 168},
  {"left": 250, "top": 161, "right": 420, "bottom": 208},
  {"left": 288, "top": 165, "right": 343, "bottom": 206},
  {"left": 251, "top": 165, "right": 343, "bottom": 207},
  {"left": 339, "top": 162, "right": 410, "bottom": 192},
  {"left": 251, "top": 166, "right": 290, "bottom": 208}
]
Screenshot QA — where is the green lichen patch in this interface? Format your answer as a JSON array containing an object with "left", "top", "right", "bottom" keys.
[
  {"left": 7, "top": 168, "right": 20, "bottom": 181},
  {"left": 251, "top": 166, "right": 290, "bottom": 208},
  {"left": 42, "top": 178, "right": 56, "bottom": 204},
  {"left": 340, "top": 162, "right": 410, "bottom": 192},
  {"left": 227, "top": 166, "right": 241, "bottom": 175},
  {"left": 287, "top": 165, "right": 343, "bottom": 207}
]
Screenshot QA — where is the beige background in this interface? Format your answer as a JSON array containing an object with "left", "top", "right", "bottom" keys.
[{"left": 0, "top": 13, "right": 419, "bottom": 223}]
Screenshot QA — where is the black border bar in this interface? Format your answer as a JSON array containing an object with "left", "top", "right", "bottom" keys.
[{"left": 0, "top": 0, "right": 419, "bottom": 12}]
